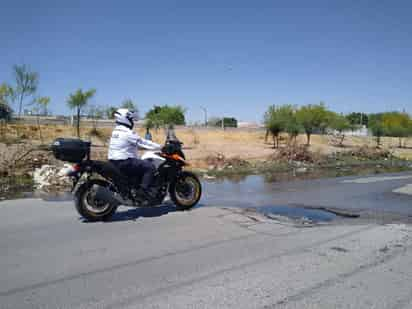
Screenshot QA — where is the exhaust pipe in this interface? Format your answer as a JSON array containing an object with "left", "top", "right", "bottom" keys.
[{"left": 94, "top": 186, "right": 134, "bottom": 206}]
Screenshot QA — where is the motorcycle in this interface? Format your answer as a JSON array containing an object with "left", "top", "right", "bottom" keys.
[{"left": 51, "top": 138, "right": 202, "bottom": 221}]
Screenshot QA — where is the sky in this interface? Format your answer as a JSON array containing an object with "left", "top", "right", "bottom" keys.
[{"left": 1, "top": 0, "right": 411, "bottom": 123}]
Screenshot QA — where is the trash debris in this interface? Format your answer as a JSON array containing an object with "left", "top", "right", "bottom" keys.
[
  {"left": 340, "top": 146, "right": 391, "bottom": 161},
  {"left": 204, "top": 153, "right": 250, "bottom": 171},
  {"left": 271, "top": 144, "right": 324, "bottom": 164},
  {"left": 33, "top": 164, "right": 72, "bottom": 189}
]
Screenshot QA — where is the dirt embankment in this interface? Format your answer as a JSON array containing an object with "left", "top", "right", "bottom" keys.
[{"left": 0, "top": 143, "right": 57, "bottom": 177}]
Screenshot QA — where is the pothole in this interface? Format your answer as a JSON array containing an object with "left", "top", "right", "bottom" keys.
[{"left": 254, "top": 205, "right": 353, "bottom": 223}]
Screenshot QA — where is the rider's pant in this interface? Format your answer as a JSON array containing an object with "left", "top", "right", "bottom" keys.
[{"left": 110, "top": 158, "right": 155, "bottom": 191}]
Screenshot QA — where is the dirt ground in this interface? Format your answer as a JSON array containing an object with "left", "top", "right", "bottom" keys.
[{"left": 1, "top": 124, "right": 412, "bottom": 173}]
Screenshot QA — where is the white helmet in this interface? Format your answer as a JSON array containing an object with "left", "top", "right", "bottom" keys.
[{"left": 114, "top": 108, "right": 139, "bottom": 128}]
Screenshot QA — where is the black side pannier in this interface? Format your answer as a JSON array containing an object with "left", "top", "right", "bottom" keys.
[{"left": 51, "top": 138, "right": 91, "bottom": 163}]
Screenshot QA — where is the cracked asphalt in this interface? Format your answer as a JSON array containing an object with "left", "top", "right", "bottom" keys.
[{"left": 1, "top": 172, "right": 412, "bottom": 308}]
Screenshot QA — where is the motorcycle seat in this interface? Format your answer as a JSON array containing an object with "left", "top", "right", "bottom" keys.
[{"left": 91, "top": 161, "right": 129, "bottom": 187}]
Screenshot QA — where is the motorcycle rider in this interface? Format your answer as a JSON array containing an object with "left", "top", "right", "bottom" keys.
[{"left": 108, "top": 108, "right": 161, "bottom": 201}]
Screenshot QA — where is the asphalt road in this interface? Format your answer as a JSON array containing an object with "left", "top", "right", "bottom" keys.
[{"left": 1, "top": 172, "right": 412, "bottom": 308}]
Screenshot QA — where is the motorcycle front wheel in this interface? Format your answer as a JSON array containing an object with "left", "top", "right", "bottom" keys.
[
  {"left": 74, "top": 179, "right": 118, "bottom": 221},
  {"left": 169, "top": 171, "right": 202, "bottom": 210}
]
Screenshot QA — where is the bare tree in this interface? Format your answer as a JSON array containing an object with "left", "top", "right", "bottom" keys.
[
  {"left": 67, "top": 88, "right": 96, "bottom": 138},
  {"left": 121, "top": 98, "right": 137, "bottom": 112},
  {"left": 35, "top": 96, "right": 50, "bottom": 143},
  {"left": 13, "top": 64, "right": 39, "bottom": 117}
]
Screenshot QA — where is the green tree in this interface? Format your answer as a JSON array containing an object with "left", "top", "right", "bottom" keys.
[
  {"left": 330, "top": 113, "right": 351, "bottom": 146},
  {"left": 121, "top": 99, "right": 137, "bottom": 112},
  {"left": 369, "top": 113, "right": 385, "bottom": 147},
  {"left": 285, "top": 118, "right": 302, "bottom": 143},
  {"left": 0, "top": 84, "right": 14, "bottom": 139},
  {"left": 0, "top": 83, "right": 13, "bottom": 121},
  {"left": 296, "top": 103, "right": 330, "bottom": 145},
  {"left": 275, "top": 105, "right": 301, "bottom": 143},
  {"left": 207, "top": 117, "right": 222, "bottom": 127},
  {"left": 264, "top": 105, "right": 294, "bottom": 148},
  {"left": 408, "top": 120, "right": 412, "bottom": 148},
  {"left": 346, "top": 112, "right": 368, "bottom": 127},
  {"left": 0, "top": 103, "right": 12, "bottom": 121},
  {"left": 209, "top": 117, "right": 238, "bottom": 128},
  {"left": 67, "top": 88, "right": 96, "bottom": 137},
  {"left": 145, "top": 105, "right": 186, "bottom": 128},
  {"left": 13, "top": 64, "right": 39, "bottom": 117},
  {"left": 144, "top": 118, "right": 155, "bottom": 130},
  {"left": 105, "top": 106, "right": 117, "bottom": 119},
  {"left": 381, "top": 112, "right": 411, "bottom": 148},
  {"left": 222, "top": 117, "right": 238, "bottom": 128},
  {"left": 321, "top": 110, "right": 338, "bottom": 134}
]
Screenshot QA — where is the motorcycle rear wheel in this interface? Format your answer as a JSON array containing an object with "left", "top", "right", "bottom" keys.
[
  {"left": 169, "top": 171, "right": 202, "bottom": 210},
  {"left": 74, "top": 179, "right": 118, "bottom": 221}
]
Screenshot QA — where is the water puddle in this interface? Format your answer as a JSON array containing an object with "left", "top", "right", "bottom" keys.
[
  {"left": 202, "top": 175, "right": 354, "bottom": 222},
  {"left": 0, "top": 176, "right": 34, "bottom": 200},
  {"left": 255, "top": 205, "right": 338, "bottom": 222}
]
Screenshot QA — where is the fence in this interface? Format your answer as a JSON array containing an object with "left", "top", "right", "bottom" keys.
[
  {"left": 11, "top": 116, "right": 115, "bottom": 128},
  {"left": 10, "top": 116, "right": 266, "bottom": 132}
]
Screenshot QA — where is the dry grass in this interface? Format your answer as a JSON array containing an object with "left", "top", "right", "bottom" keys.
[{"left": 2, "top": 124, "right": 412, "bottom": 168}]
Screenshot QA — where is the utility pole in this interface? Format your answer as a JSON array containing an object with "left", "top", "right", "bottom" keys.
[{"left": 200, "top": 106, "right": 208, "bottom": 127}]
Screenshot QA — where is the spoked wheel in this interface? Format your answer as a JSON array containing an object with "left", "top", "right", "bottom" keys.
[
  {"left": 170, "top": 171, "right": 202, "bottom": 210},
  {"left": 74, "top": 179, "right": 118, "bottom": 221}
]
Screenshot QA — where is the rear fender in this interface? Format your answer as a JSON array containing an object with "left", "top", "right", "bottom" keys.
[
  {"left": 71, "top": 161, "right": 107, "bottom": 193},
  {"left": 72, "top": 172, "right": 90, "bottom": 195}
]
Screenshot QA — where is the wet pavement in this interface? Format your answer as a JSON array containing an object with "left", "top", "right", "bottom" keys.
[
  {"left": 203, "top": 171, "right": 412, "bottom": 223},
  {"left": 2, "top": 168, "right": 412, "bottom": 223}
]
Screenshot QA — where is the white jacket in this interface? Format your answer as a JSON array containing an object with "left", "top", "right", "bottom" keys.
[{"left": 108, "top": 125, "right": 161, "bottom": 160}]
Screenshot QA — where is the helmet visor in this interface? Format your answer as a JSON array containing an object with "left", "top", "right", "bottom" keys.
[{"left": 128, "top": 110, "right": 139, "bottom": 121}]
